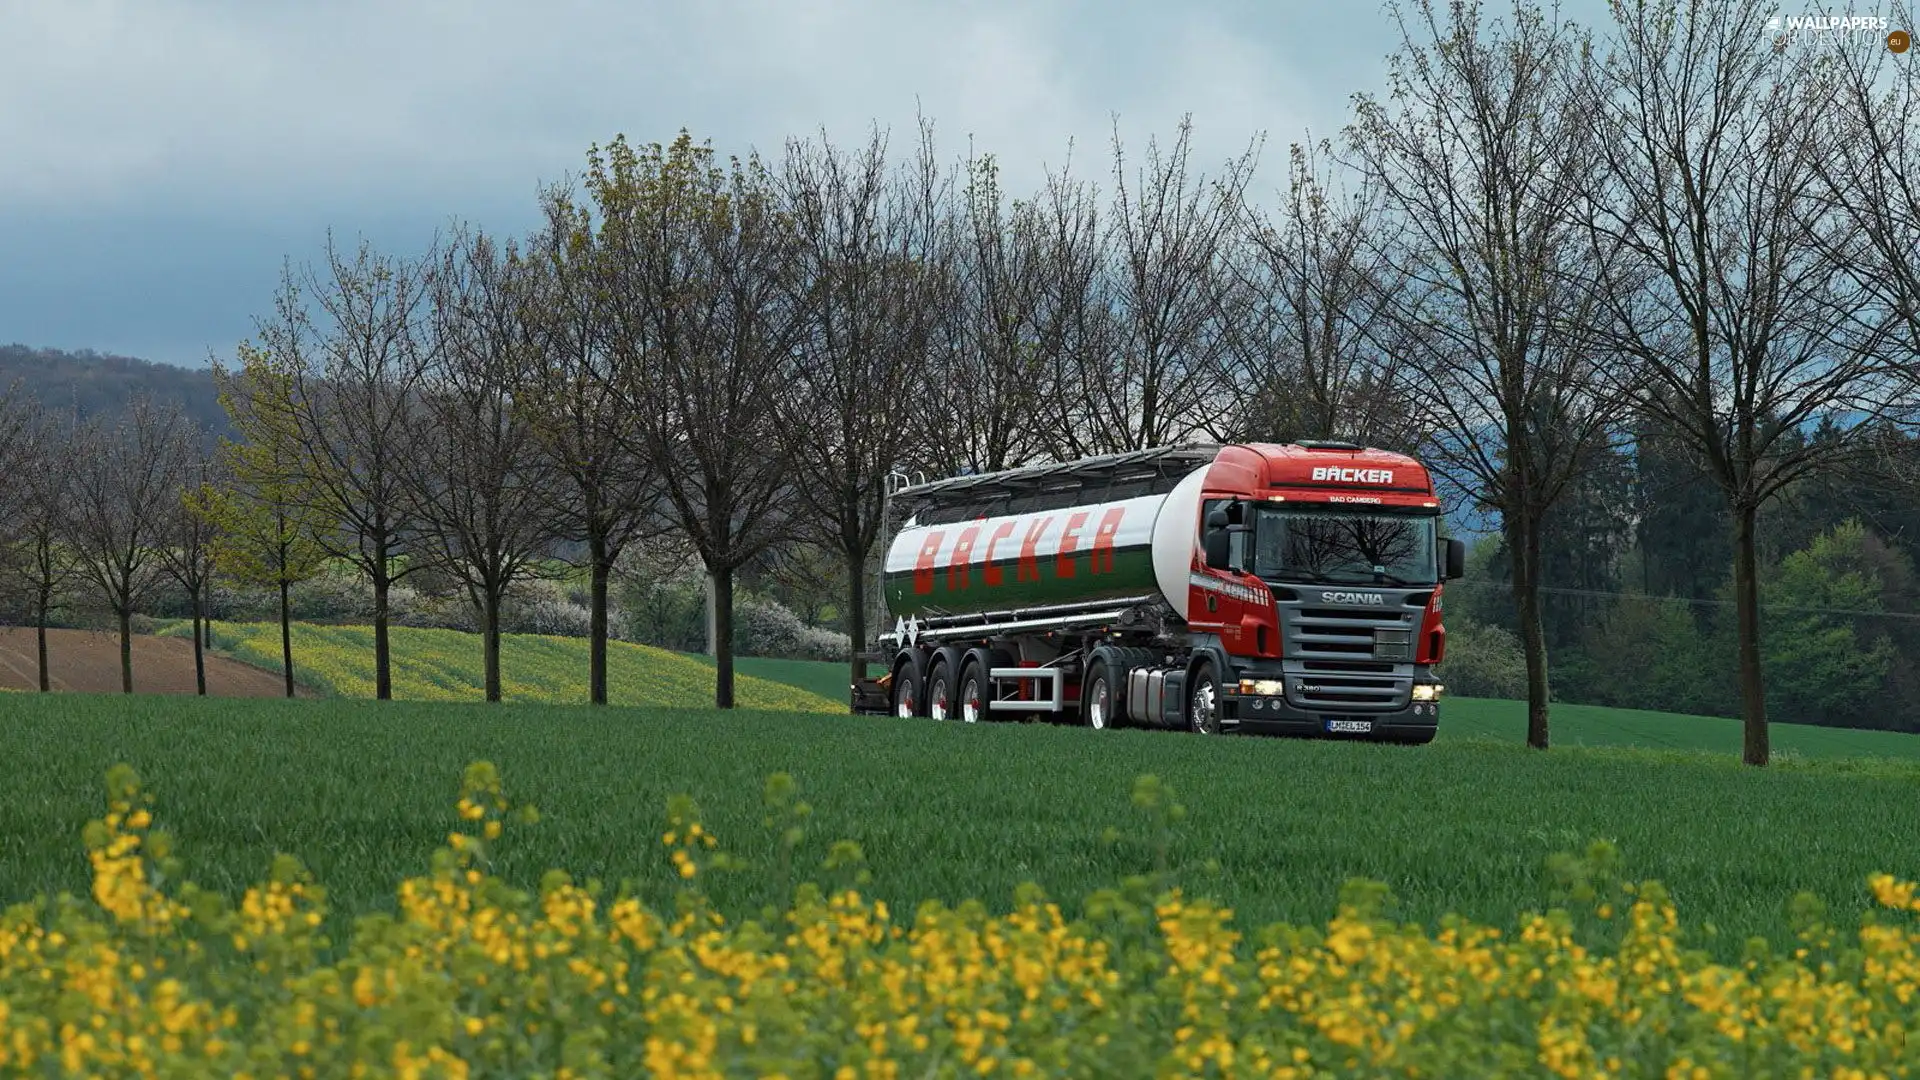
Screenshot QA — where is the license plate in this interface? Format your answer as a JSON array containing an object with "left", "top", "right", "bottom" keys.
[{"left": 1326, "top": 719, "right": 1373, "bottom": 734}]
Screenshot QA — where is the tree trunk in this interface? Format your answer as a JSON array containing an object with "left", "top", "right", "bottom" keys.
[
  {"left": 713, "top": 563, "right": 735, "bottom": 709},
  {"left": 118, "top": 604, "right": 133, "bottom": 694},
  {"left": 1508, "top": 511, "right": 1552, "bottom": 750},
  {"left": 1732, "top": 502, "right": 1768, "bottom": 766},
  {"left": 372, "top": 570, "right": 393, "bottom": 702},
  {"left": 846, "top": 542, "right": 868, "bottom": 687},
  {"left": 279, "top": 576, "right": 295, "bottom": 699},
  {"left": 705, "top": 572, "right": 718, "bottom": 657},
  {"left": 35, "top": 598, "right": 49, "bottom": 693},
  {"left": 589, "top": 530, "right": 610, "bottom": 707},
  {"left": 484, "top": 588, "right": 503, "bottom": 703},
  {"left": 191, "top": 586, "right": 206, "bottom": 696}
]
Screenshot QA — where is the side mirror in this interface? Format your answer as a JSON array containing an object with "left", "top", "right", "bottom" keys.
[
  {"left": 1444, "top": 537, "right": 1466, "bottom": 580},
  {"left": 1204, "top": 529, "right": 1232, "bottom": 570}
]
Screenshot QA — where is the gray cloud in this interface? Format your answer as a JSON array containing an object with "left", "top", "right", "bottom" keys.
[{"left": 0, "top": 0, "right": 1610, "bottom": 365}]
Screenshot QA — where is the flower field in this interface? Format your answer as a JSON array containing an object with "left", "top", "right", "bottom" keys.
[
  {"left": 160, "top": 621, "right": 841, "bottom": 712},
  {"left": 10, "top": 756, "right": 1920, "bottom": 1078}
]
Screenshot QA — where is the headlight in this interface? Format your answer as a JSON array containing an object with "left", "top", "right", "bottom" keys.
[
  {"left": 1239, "top": 679, "right": 1286, "bottom": 696},
  {"left": 1411, "top": 683, "right": 1443, "bottom": 702}
]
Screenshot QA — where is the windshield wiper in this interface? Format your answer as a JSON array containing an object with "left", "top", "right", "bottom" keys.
[
  {"left": 1261, "top": 568, "right": 1430, "bottom": 588},
  {"left": 1315, "top": 569, "right": 1423, "bottom": 587}
]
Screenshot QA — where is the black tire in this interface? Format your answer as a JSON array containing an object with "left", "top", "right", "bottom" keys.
[
  {"left": 926, "top": 660, "right": 956, "bottom": 721},
  {"left": 958, "top": 662, "right": 991, "bottom": 724},
  {"left": 889, "top": 663, "right": 922, "bottom": 718},
  {"left": 1188, "top": 659, "right": 1222, "bottom": 735},
  {"left": 1083, "top": 662, "right": 1122, "bottom": 730}
]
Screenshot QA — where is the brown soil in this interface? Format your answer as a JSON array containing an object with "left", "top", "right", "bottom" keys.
[{"left": 0, "top": 627, "right": 309, "bottom": 698}]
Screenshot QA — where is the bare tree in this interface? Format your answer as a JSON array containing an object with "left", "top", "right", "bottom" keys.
[
  {"left": 1350, "top": 0, "right": 1622, "bottom": 750},
  {"left": 68, "top": 396, "right": 192, "bottom": 693},
  {"left": 263, "top": 238, "right": 438, "bottom": 700},
  {"left": 405, "top": 226, "right": 563, "bottom": 703},
  {"left": 0, "top": 381, "right": 28, "bottom": 504},
  {"left": 915, "top": 149, "right": 1050, "bottom": 477},
  {"left": 1039, "top": 118, "right": 1259, "bottom": 456},
  {"left": 160, "top": 446, "right": 223, "bottom": 696},
  {"left": 517, "top": 187, "right": 662, "bottom": 705},
  {"left": 11, "top": 403, "right": 80, "bottom": 691},
  {"left": 1820, "top": 2, "right": 1920, "bottom": 359},
  {"left": 1219, "top": 139, "right": 1419, "bottom": 447},
  {"left": 589, "top": 131, "right": 801, "bottom": 709},
  {"left": 777, "top": 122, "right": 950, "bottom": 684},
  {"left": 0, "top": 384, "right": 41, "bottom": 641},
  {"left": 1587, "top": 0, "right": 1898, "bottom": 765},
  {"left": 1818, "top": 1, "right": 1920, "bottom": 486},
  {"left": 0, "top": 384, "right": 32, "bottom": 578}
]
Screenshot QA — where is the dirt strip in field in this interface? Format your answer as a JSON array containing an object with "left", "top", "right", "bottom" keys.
[{"left": 0, "top": 627, "right": 306, "bottom": 697}]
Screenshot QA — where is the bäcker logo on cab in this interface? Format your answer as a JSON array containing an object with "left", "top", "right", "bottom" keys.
[{"left": 1311, "top": 466, "right": 1394, "bottom": 484}]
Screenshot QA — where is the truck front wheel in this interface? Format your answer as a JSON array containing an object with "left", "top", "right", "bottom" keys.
[
  {"left": 1188, "top": 660, "right": 1222, "bottom": 735},
  {"left": 1083, "top": 663, "right": 1121, "bottom": 730}
]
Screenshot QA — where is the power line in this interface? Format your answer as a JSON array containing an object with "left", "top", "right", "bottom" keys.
[{"left": 1444, "top": 579, "right": 1920, "bottom": 622}]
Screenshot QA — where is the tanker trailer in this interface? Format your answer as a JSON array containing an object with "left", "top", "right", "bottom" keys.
[{"left": 849, "top": 441, "right": 1467, "bottom": 743}]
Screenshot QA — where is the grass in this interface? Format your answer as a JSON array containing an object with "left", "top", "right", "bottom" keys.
[
  {"left": 685, "top": 652, "right": 857, "bottom": 705},
  {"left": 158, "top": 620, "right": 841, "bottom": 713},
  {"left": 1434, "top": 696, "right": 1920, "bottom": 759},
  {"left": 175, "top": 624, "right": 1920, "bottom": 762},
  {"left": 4, "top": 692, "right": 1919, "bottom": 965},
  {"left": 665, "top": 653, "right": 1920, "bottom": 760}
]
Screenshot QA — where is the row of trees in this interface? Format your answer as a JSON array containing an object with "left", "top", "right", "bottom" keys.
[
  {"left": 0, "top": 393, "right": 227, "bottom": 696},
  {"left": 2, "top": 0, "right": 1914, "bottom": 767}
]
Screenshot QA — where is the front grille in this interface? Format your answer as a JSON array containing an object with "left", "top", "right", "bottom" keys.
[
  {"left": 1277, "top": 596, "right": 1419, "bottom": 710},
  {"left": 1288, "top": 608, "right": 1413, "bottom": 661},
  {"left": 1288, "top": 675, "right": 1403, "bottom": 709},
  {"left": 1300, "top": 659, "right": 1393, "bottom": 673}
]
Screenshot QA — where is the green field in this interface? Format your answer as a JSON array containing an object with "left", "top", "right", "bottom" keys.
[
  {"left": 4, "top": 691, "right": 1919, "bottom": 966},
  {"left": 162, "top": 620, "right": 840, "bottom": 712},
  {"left": 689, "top": 652, "right": 859, "bottom": 704},
  {"left": 167, "top": 620, "right": 1920, "bottom": 762}
]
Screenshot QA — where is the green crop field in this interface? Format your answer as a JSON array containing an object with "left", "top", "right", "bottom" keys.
[
  {"left": 688, "top": 652, "right": 859, "bottom": 704},
  {"left": 691, "top": 653, "right": 1920, "bottom": 762},
  {"left": 159, "top": 620, "right": 840, "bottom": 712},
  {"left": 4, "top": 691, "right": 1919, "bottom": 967}
]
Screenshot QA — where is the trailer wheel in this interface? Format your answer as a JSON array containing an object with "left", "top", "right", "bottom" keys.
[
  {"left": 959, "top": 663, "right": 989, "bottom": 723},
  {"left": 926, "top": 660, "right": 955, "bottom": 721},
  {"left": 1083, "top": 663, "right": 1121, "bottom": 730},
  {"left": 1188, "top": 659, "right": 1222, "bottom": 735},
  {"left": 890, "top": 663, "right": 922, "bottom": 718}
]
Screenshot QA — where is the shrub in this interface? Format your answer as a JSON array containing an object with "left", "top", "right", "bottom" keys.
[
  {"left": 733, "top": 594, "right": 806, "bottom": 658},
  {"left": 621, "top": 578, "right": 709, "bottom": 653},
  {"left": 1435, "top": 614, "right": 1527, "bottom": 699},
  {"left": 735, "top": 594, "right": 850, "bottom": 662},
  {"left": 287, "top": 566, "right": 377, "bottom": 622},
  {"left": 498, "top": 578, "right": 595, "bottom": 638}
]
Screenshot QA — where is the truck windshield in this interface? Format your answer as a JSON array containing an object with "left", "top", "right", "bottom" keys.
[{"left": 1251, "top": 507, "right": 1439, "bottom": 585}]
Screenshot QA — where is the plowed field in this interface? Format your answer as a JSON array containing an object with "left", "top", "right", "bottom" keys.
[{"left": 0, "top": 626, "right": 301, "bottom": 697}]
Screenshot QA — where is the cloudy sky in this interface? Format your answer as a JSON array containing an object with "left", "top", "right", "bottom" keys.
[{"left": 0, "top": 0, "right": 1612, "bottom": 368}]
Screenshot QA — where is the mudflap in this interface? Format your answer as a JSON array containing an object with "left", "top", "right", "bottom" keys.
[{"left": 851, "top": 675, "right": 892, "bottom": 715}]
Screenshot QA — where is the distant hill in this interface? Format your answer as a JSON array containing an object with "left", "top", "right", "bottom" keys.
[{"left": 0, "top": 344, "right": 231, "bottom": 437}]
